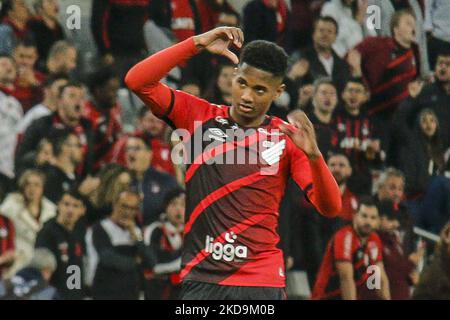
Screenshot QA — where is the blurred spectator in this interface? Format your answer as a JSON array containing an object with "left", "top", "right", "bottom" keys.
[
  {"left": 11, "top": 37, "right": 45, "bottom": 112},
  {"left": 413, "top": 221, "right": 450, "bottom": 300},
  {"left": 125, "top": 136, "right": 179, "bottom": 225},
  {"left": 0, "top": 54, "right": 23, "bottom": 180},
  {"left": 41, "top": 129, "right": 83, "bottom": 204},
  {"left": 179, "top": 78, "right": 202, "bottom": 97},
  {"left": 0, "top": 169, "right": 56, "bottom": 278},
  {"left": 286, "top": 0, "right": 325, "bottom": 52},
  {"left": 394, "top": 51, "right": 450, "bottom": 153},
  {"left": 399, "top": 109, "right": 449, "bottom": 197},
  {"left": 0, "top": 214, "right": 15, "bottom": 279},
  {"left": 347, "top": 9, "right": 419, "bottom": 122},
  {"left": 377, "top": 200, "right": 421, "bottom": 300},
  {"left": 243, "top": 0, "right": 288, "bottom": 47},
  {"left": 87, "top": 164, "right": 132, "bottom": 224},
  {"left": 27, "top": 0, "right": 65, "bottom": 71},
  {"left": 0, "top": 248, "right": 58, "bottom": 300},
  {"left": 86, "top": 190, "right": 155, "bottom": 300},
  {"left": 182, "top": 10, "right": 238, "bottom": 92},
  {"left": 327, "top": 153, "right": 358, "bottom": 221},
  {"left": 45, "top": 40, "right": 77, "bottom": 76},
  {"left": 312, "top": 197, "right": 390, "bottom": 300},
  {"left": 288, "top": 16, "right": 350, "bottom": 95},
  {"left": 111, "top": 107, "right": 176, "bottom": 176},
  {"left": 334, "top": 78, "right": 383, "bottom": 195},
  {"left": 143, "top": 189, "right": 185, "bottom": 300},
  {"left": 321, "top": 0, "right": 377, "bottom": 58},
  {"left": 197, "top": 0, "right": 238, "bottom": 33},
  {"left": 304, "top": 78, "right": 339, "bottom": 158},
  {"left": 84, "top": 67, "right": 122, "bottom": 172},
  {"left": 35, "top": 189, "right": 86, "bottom": 299},
  {"left": 16, "top": 81, "right": 94, "bottom": 177},
  {"left": 424, "top": 0, "right": 450, "bottom": 70},
  {"left": 149, "top": 0, "right": 201, "bottom": 44},
  {"left": 203, "top": 62, "right": 234, "bottom": 105},
  {"left": 91, "top": 0, "right": 150, "bottom": 80},
  {"left": 17, "top": 73, "right": 68, "bottom": 135},
  {"left": 0, "top": 0, "right": 31, "bottom": 45}
]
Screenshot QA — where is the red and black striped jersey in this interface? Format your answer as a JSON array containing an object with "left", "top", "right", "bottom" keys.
[
  {"left": 312, "top": 225, "right": 383, "bottom": 300},
  {"left": 161, "top": 89, "right": 316, "bottom": 287}
]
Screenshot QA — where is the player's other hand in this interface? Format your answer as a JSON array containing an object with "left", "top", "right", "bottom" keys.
[
  {"left": 279, "top": 110, "right": 322, "bottom": 160},
  {"left": 193, "top": 27, "right": 244, "bottom": 64}
]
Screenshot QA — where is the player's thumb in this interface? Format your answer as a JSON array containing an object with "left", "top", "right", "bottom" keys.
[{"left": 223, "top": 49, "right": 239, "bottom": 65}]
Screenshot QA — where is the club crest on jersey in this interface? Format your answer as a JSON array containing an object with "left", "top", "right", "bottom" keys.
[
  {"left": 205, "top": 232, "right": 248, "bottom": 262},
  {"left": 261, "top": 139, "right": 286, "bottom": 166},
  {"left": 207, "top": 128, "right": 228, "bottom": 142}
]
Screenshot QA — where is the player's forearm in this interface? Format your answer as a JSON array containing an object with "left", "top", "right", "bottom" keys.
[
  {"left": 340, "top": 277, "right": 357, "bottom": 300},
  {"left": 308, "top": 156, "right": 342, "bottom": 217},
  {"left": 125, "top": 38, "right": 198, "bottom": 92}
]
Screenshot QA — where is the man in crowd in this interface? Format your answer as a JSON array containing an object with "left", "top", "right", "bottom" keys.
[
  {"left": 35, "top": 189, "right": 87, "bottom": 299},
  {"left": 125, "top": 136, "right": 179, "bottom": 225},
  {"left": 86, "top": 190, "right": 155, "bottom": 300},
  {"left": 334, "top": 78, "right": 383, "bottom": 195},
  {"left": 377, "top": 200, "right": 422, "bottom": 300},
  {"left": 288, "top": 16, "right": 350, "bottom": 94},
  {"left": 83, "top": 67, "right": 122, "bottom": 172},
  {"left": 11, "top": 38, "right": 45, "bottom": 112},
  {"left": 312, "top": 198, "right": 390, "bottom": 300},
  {"left": 45, "top": 41, "right": 77, "bottom": 76},
  {"left": 17, "top": 73, "right": 68, "bottom": 135},
  {"left": 16, "top": 81, "right": 94, "bottom": 176}
]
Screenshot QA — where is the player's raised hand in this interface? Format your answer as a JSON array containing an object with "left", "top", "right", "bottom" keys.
[
  {"left": 279, "top": 110, "right": 322, "bottom": 160},
  {"left": 193, "top": 27, "right": 244, "bottom": 64}
]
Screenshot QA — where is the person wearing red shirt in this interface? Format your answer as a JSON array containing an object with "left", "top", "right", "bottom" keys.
[
  {"left": 0, "top": 214, "right": 15, "bottom": 279},
  {"left": 197, "top": 0, "right": 238, "bottom": 33},
  {"left": 12, "top": 38, "right": 45, "bottom": 113},
  {"left": 83, "top": 67, "right": 122, "bottom": 172},
  {"left": 312, "top": 197, "right": 390, "bottom": 300},
  {"left": 126, "top": 26, "right": 341, "bottom": 299}
]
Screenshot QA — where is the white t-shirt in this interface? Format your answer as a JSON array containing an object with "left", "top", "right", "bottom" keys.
[
  {"left": 318, "top": 54, "right": 334, "bottom": 76},
  {"left": 0, "top": 91, "right": 23, "bottom": 178}
]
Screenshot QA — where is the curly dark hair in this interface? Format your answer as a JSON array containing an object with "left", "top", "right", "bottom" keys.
[{"left": 239, "top": 40, "right": 288, "bottom": 78}]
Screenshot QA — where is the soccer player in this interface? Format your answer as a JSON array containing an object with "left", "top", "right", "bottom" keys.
[
  {"left": 126, "top": 26, "right": 342, "bottom": 300},
  {"left": 312, "top": 198, "right": 390, "bottom": 300}
]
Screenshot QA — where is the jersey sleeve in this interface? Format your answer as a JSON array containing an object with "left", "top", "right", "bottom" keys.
[
  {"left": 288, "top": 140, "right": 314, "bottom": 200},
  {"left": 333, "top": 229, "right": 353, "bottom": 262}
]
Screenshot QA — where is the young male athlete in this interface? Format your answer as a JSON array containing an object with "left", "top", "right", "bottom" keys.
[{"left": 126, "top": 27, "right": 342, "bottom": 300}]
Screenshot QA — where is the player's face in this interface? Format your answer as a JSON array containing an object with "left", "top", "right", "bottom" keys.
[
  {"left": 342, "top": 82, "right": 368, "bottom": 112},
  {"left": 420, "top": 113, "right": 438, "bottom": 138},
  {"left": 58, "top": 194, "right": 86, "bottom": 228},
  {"left": 327, "top": 155, "right": 352, "bottom": 185},
  {"left": 313, "top": 21, "right": 337, "bottom": 49},
  {"left": 354, "top": 205, "right": 379, "bottom": 237},
  {"left": 379, "top": 176, "right": 404, "bottom": 204},
  {"left": 231, "top": 63, "right": 284, "bottom": 123},
  {"left": 435, "top": 55, "right": 450, "bottom": 82},
  {"left": 379, "top": 216, "right": 400, "bottom": 234},
  {"left": 394, "top": 14, "right": 416, "bottom": 45},
  {"left": 166, "top": 194, "right": 186, "bottom": 226},
  {"left": 313, "top": 83, "right": 337, "bottom": 114}
]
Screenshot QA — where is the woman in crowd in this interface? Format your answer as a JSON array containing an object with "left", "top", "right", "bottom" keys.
[{"left": 0, "top": 169, "right": 56, "bottom": 277}]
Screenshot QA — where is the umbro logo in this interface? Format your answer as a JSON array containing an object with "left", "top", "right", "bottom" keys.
[{"left": 261, "top": 139, "right": 286, "bottom": 166}]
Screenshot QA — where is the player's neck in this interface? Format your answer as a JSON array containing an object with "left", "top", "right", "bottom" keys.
[{"left": 229, "top": 107, "right": 266, "bottom": 128}]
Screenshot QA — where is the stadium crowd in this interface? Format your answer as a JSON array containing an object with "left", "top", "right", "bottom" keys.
[{"left": 0, "top": 0, "right": 449, "bottom": 300}]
